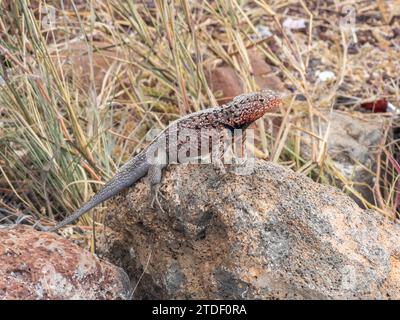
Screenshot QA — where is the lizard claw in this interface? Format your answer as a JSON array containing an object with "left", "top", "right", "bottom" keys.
[
  {"left": 232, "top": 156, "right": 248, "bottom": 166},
  {"left": 150, "top": 184, "right": 166, "bottom": 213},
  {"left": 212, "top": 158, "right": 227, "bottom": 176},
  {"left": 231, "top": 157, "right": 256, "bottom": 176},
  {"left": 33, "top": 221, "right": 51, "bottom": 232}
]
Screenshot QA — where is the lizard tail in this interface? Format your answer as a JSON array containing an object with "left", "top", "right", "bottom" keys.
[{"left": 46, "top": 153, "right": 150, "bottom": 232}]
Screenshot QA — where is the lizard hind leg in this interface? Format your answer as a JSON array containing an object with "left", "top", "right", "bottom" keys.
[{"left": 147, "top": 164, "right": 166, "bottom": 213}]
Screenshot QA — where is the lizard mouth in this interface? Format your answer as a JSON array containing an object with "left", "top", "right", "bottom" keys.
[{"left": 266, "top": 97, "right": 283, "bottom": 110}]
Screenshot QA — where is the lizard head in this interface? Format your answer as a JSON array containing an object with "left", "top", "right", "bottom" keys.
[{"left": 221, "top": 89, "right": 282, "bottom": 129}]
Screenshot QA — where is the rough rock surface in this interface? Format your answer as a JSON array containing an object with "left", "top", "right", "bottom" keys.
[
  {"left": 0, "top": 225, "right": 131, "bottom": 300},
  {"left": 300, "top": 110, "right": 388, "bottom": 207},
  {"left": 99, "top": 161, "right": 400, "bottom": 299}
]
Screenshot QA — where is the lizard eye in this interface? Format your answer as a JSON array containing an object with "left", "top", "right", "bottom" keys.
[{"left": 259, "top": 98, "right": 265, "bottom": 102}]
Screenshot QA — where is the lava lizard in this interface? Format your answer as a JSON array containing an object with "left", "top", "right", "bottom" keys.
[{"left": 40, "top": 90, "right": 282, "bottom": 232}]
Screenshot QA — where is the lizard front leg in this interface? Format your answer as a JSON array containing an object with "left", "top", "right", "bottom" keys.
[
  {"left": 232, "top": 129, "right": 248, "bottom": 166},
  {"left": 211, "top": 130, "right": 227, "bottom": 175},
  {"left": 231, "top": 129, "right": 257, "bottom": 176}
]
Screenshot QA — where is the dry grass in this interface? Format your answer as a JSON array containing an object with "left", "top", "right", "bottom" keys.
[{"left": 0, "top": 0, "right": 399, "bottom": 241}]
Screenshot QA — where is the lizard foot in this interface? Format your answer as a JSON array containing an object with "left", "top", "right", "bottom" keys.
[
  {"left": 150, "top": 184, "right": 166, "bottom": 213},
  {"left": 231, "top": 157, "right": 256, "bottom": 176},
  {"left": 33, "top": 221, "right": 51, "bottom": 232},
  {"left": 213, "top": 159, "right": 227, "bottom": 176}
]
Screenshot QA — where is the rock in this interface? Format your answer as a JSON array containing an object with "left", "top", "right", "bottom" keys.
[
  {"left": 99, "top": 161, "right": 400, "bottom": 299},
  {"left": 205, "top": 48, "right": 286, "bottom": 104},
  {"left": 50, "top": 41, "right": 121, "bottom": 92},
  {"left": 0, "top": 225, "right": 131, "bottom": 300},
  {"left": 248, "top": 48, "right": 286, "bottom": 93},
  {"left": 204, "top": 66, "right": 243, "bottom": 104},
  {"left": 300, "top": 110, "right": 388, "bottom": 207}
]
